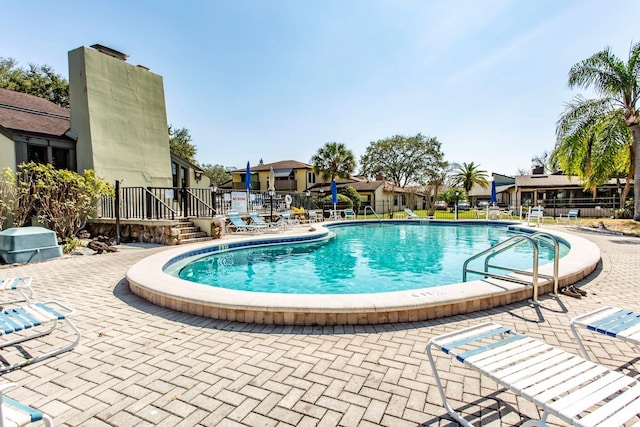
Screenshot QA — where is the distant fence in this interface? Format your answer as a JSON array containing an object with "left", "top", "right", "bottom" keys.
[{"left": 97, "top": 188, "right": 624, "bottom": 221}]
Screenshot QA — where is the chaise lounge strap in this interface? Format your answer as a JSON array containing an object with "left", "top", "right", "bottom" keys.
[
  {"left": 3, "top": 396, "right": 44, "bottom": 424},
  {"left": 427, "top": 322, "right": 640, "bottom": 427}
]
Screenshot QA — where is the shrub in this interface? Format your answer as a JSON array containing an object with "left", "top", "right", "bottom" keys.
[{"left": 11, "top": 163, "right": 112, "bottom": 242}]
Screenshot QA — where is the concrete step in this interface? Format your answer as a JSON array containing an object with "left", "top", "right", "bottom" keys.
[
  {"left": 179, "top": 236, "right": 214, "bottom": 245},
  {"left": 179, "top": 231, "right": 208, "bottom": 240},
  {"left": 177, "top": 226, "right": 199, "bottom": 234},
  {"left": 175, "top": 221, "right": 195, "bottom": 229}
]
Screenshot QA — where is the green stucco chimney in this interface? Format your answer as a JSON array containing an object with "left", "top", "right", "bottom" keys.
[{"left": 68, "top": 45, "right": 172, "bottom": 187}]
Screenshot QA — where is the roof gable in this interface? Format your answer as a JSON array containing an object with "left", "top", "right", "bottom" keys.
[{"left": 0, "top": 88, "right": 70, "bottom": 138}]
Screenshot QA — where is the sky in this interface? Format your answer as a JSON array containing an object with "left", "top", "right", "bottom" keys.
[{"left": 2, "top": 0, "right": 639, "bottom": 176}]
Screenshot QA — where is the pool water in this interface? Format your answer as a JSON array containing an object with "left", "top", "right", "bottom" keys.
[{"left": 176, "top": 223, "right": 568, "bottom": 294}]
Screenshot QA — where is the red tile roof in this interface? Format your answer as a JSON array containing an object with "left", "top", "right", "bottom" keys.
[{"left": 0, "top": 88, "right": 70, "bottom": 138}]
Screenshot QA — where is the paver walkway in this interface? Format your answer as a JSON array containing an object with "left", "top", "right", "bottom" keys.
[{"left": 0, "top": 226, "right": 638, "bottom": 426}]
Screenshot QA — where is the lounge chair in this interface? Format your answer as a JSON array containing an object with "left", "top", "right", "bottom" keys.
[
  {"left": 526, "top": 206, "right": 545, "bottom": 226},
  {"left": 427, "top": 322, "right": 640, "bottom": 427},
  {"left": 558, "top": 209, "right": 579, "bottom": 223},
  {"left": 0, "top": 277, "right": 33, "bottom": 304},
  {"left": 0, "top": 382, "right": 53, "bottom": 426},
  {"left": 404, "top": 208, "right": 432, "bottom": 220},
  {"left": 343, "top": 209, "right": 356, "bottom": 220},
  {"left": 0, "top": 301, "right": 81, "bottom": 373},
  {"left": 226, "top": 212, "right": 267, "bottom": 233},
  {"left": 249, "top": 212, "right": 285, "bottom": 231},
  {"left": 570, "top": 306, "right": 640, "bottom": 362},
  {"left": 308, "top": 210, "right": 320, "bottom": 223}
]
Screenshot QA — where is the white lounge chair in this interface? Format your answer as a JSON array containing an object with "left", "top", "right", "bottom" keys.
[
  {"left": 226, "top": 212, "right": 267, "bottom": 233},
  {"left": 427, "top": 322, "right": 640, "bottom": 427},
  {"left": 570, "top": 306, "right": 640, "bottom": 362},
  {"left": 404, "top": 208, "right": 433, "bottom": 220},
  {"left": 526, "top": 206, "right": 545, "bottom": 226},
  {"left": 0, "top": 277, "right": 33, "bottom": 304},
  {"left": 249, "top": 212, "right": 285, "bottom": 232},
  {"left": 558, "top": 209, "right": 579, "bottom": 223},
  {"left": 0, "top": 301, "right": 81, "bottom": 373},
  {"left": 343, "top": 209, "right": 356, "bottom": 220},
  {"left": 0, "top": 382, "right": 53, "bottom": 426}
]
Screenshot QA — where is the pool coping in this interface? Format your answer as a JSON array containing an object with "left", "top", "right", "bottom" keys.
[{"left": 127, "top": 221, "right": 601, "bottom": 325}]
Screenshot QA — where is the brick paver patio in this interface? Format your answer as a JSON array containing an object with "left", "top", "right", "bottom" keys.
[{"left": 0, "top": 225, "right": 638, "bottom": 426}]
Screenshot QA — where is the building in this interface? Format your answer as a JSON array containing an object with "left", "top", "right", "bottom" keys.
[{"left": 0, "top": 88, "right": 76, "bottom": 172}]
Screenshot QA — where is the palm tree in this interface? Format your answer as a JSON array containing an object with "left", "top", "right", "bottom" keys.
[
  {"left": 310, "top": 142, "right": 356, "bottom": 182},
  {"left": 555, "top": 42, "right": 640, "bottom": 220},
  {"left": 452, "top": 162, "right": 489, "bottom": 193}
]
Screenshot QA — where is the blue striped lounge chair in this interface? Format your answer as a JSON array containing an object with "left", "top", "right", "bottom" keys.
[
  {"left": 427, "top": 322, "right": 640, "bottom": 426},
  {"left": 226, "top": 212, "right": 267, "bottom": 233},
  {"left": 571, "top": 306, "right": 640, "bottom": 362},
  {"left": 0, "top": 301, "right": 81, "bottom": 373},
  {"left": 0, "top": 382, "right": 53, "bottom": 426},
  {"left": 249, "top": 212, "right": 285, "bottom": 231},
  {"left": 0, "top": 277, "right": 33, "bottom": 304}
]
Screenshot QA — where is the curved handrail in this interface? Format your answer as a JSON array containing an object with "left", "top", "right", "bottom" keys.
[
  {"left": 463, "top": 234, "right": 540, "bottom": 302},
  {"left": 483, "top": 231, "right": 560, "bottom": 295},
  {"left": 363, "top": 206, "right": 381, "bottom": 222}
]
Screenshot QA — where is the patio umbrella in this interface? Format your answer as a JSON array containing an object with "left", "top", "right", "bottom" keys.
[
  {"left": 268, "top": 167, "right": 275, "bottom": 221},
  {"left": 245, "top": 161, "right": 251, "bottom": 212},
  {"left": 490, "top": 179, "right": 497, "bottom": 206},
  {"left": 331, "top": 179, "right": 338, "bottom": 218}
]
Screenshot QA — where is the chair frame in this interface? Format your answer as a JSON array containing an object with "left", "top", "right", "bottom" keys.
[
  {"left": 226, "top": 212, "right": 268, "bottom": 233},
  {"left": 0, "top": 301, "right": 81, "bottom": 373},
  {"left": 404, "top": 208, "right": 433, "bottom": 220},
  {"left": 0, "top": 383, "right": 53, "bottom": 427},
  {"left": 0, "top": 277, "right": 33, "bottom": 305},
  {"left": 570, "top": 306, "right": 640, "bottom": 361},
  {"left": 427, "top": 322, "right": 640, "bottom": 427}
]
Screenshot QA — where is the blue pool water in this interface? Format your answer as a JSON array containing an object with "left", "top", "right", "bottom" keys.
[{"left": 176, "top": 223, "right": 568, "bottom": 294}]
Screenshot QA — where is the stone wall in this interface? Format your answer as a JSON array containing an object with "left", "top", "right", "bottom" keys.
[{"left": 86, "top": 221, "right": 181, "bottom": 245}]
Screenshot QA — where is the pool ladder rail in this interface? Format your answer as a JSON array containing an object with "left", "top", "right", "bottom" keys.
[
  {"left": 363, "top": 206, "right": 382, "bottom": 222},
  {"left": 462, "top": 231, "right": 560, "bottom": 304}
]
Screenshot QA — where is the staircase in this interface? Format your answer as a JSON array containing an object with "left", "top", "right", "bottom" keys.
[{"left": 175, "top": 220, "right": 212, "bottom": 245}]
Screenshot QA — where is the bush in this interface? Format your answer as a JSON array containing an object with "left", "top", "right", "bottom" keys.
[{"left": 8, "top": 163, "right": 112, "bottom": 244}]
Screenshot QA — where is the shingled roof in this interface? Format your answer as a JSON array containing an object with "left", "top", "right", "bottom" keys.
[
  {"left": 230, "top": 160, "right": 313, "bottom": 173},
  {"left": 0, "top": 88, "right": 71, "bottom": 138}
]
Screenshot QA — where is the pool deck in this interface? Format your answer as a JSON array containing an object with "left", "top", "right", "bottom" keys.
[{"left": 0, "top": 223, "right": 638, "bottom": 426}]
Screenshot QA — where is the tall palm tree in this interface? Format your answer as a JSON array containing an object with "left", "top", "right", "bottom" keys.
[
  {"left": 452, "top": 162, "right": 489, "bottom": 193},
  {"left": 310, "top": 142, "right": 356, "bottom": 182},
  {"left": 556, "top": 42, "right": 640, "bottom": 220}
]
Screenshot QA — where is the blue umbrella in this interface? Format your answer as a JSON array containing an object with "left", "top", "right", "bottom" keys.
[
  {"left": 245, "top": 161, "right": 251, "bottom": 212},
  {"left": 490, "top": 180, "right": 497, "bottom": 205},
  {"left": 331, "top": 179, "right": 338, "bottom": 218},
  {"left": 245, "top": 161, "right": 252, "bottom": 190}
]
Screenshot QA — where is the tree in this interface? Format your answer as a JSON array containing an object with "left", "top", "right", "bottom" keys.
[
  {"left": 310, "top": 142, "right": 356, "bottom": 182},
  {"left": 531, "top": 150, "right": 560, "bottom": 174},
  {"left": 555, "top": 42, "right": 640, "bottom": 220},
  {"left": 168, "top": 125, "right": 197, "bottom": 164},
  {"left": 451, "top": 162, "right": 489, "bottom": 193},
  {"left": 0, "top": 57, "right": 69, "bottom": 108},
  {"left": 360, "top": 134, "right": 447, "bottom": 188},
  {"left": 554, "top": 103, "right": 631, "bottom": 200},
  {"left": 201, "top": 164, "right": 231, "bottom": 186}
]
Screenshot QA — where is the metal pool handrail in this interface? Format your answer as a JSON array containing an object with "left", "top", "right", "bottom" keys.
[
  {"left": 483, "top": 232, "right": 560, "bottom": 295},
  {"left": 463, "top": 234, "right": 542, "bottom": 302},
  {"left": 363, "top": 206, "right": 382, "bottom": 222}
]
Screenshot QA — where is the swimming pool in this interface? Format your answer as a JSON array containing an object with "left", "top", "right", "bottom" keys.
[
  {"left": 127, "top": 220, "right": 600, "bottom": 325},
  {"left": 172, "top": 223, "right": 569, "bottom": 294}
]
